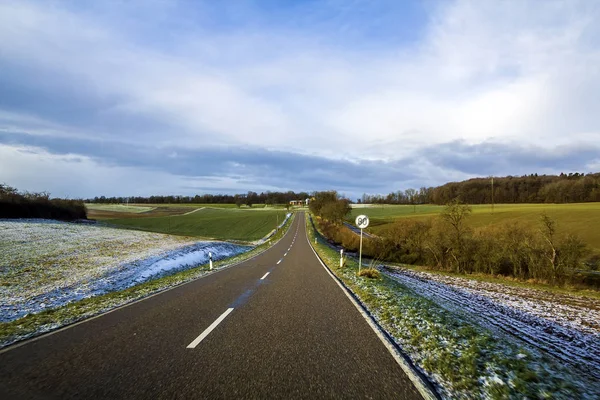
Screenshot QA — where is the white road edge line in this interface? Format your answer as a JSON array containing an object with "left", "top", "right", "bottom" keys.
[
  {"left": 304, "top": 216, "right": 438, "bottom": 400},
  {"left": 187, "top": 308, "right": 234, "bottom": 349},
  {"left": 261, "top": 272, "right": 270, "bottom": 280}
]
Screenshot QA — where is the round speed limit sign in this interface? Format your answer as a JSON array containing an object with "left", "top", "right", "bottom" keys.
[{"left": 355, "top": 215, "right": 369, "bottom": 229}]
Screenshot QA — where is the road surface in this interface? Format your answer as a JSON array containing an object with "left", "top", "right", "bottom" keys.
[{"left": 0, "top": 212, "right": 422, "bottom": 399}]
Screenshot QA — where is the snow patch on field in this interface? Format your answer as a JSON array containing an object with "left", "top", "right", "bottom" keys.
[
  {"left": 384, "top": 266, "right": 600, "bottom": 381},
  {"left": 182, "top": 207, "right": 205, "bottom": 215},
  {"left": 0, "top": 219, "right": 249, "bottom": 322}
]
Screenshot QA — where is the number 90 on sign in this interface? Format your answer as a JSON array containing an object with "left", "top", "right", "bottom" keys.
[{"left": 355, "top": 215, "right": 369, "bottom": 229}]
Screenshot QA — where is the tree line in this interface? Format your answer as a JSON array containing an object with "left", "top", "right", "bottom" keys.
[
  {"left": 0, "top": 184, "right": 87, "bottom": 220},
  {"left": 360, "top": 172, "right": 600, "bottom": 205},
  {"left": 308, "top": 191, "right": 351, "bottom": 223},
  {"left": 86, "top": 190, "right": 311, "bottom": 207}
]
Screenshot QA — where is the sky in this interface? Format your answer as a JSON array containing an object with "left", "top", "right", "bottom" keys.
[{"left": 1, "top": 0, "right": 599, "bottom": 200}]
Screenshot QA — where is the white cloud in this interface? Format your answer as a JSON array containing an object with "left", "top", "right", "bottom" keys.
[
  {"left": 0, "top": 143, "right": 189, "bottom": 198},
  {"left": 0, "top": 0, "right": 599, "bottom": 195},
  {"left": 324, "top": 0, "right": 600, "bottom": 153}
]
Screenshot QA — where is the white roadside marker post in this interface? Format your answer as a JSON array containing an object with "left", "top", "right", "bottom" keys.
[
  {"left": 209, "top": 252, "right": 213, "bottom": 270},
  {"left": 355, "top": 215, "right": 369, "bottom": 274},
  {"left": 340, "top": 249, "right": 344, "bottom": 268}
]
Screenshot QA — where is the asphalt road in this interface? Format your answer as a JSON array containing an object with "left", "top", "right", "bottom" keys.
[{"left": 0, "top": 212, "right": 422, "bottom": 399}]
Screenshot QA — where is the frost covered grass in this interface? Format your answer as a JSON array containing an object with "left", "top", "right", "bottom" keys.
[
  {"left": 385, "top": 264, "right": 600, "bottom": 301},
  {"left": 0, "top": 214, "right": 294, "bottom": 347},
  {"left": 306, "top": 214, "right": 599, "bottom": 399},
  {"left": 0, "top": 220, "right": 249, "bottom": 323},
  {"left": 386, "top": 267, "right": 600, "bottom": 335},
  {"left": 384, "top": 267, "right": 600, "bottom": 381}
]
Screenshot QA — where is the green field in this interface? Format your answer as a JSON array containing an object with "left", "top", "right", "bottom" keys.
[
  {"left": 107, "top": 208, "right": 290, "bottom": 241},
  {"left": 127, "top": 203, "right": 291, "bottom": 209},
  {"left": 86, "top": 203, "right": 240, "bottom": 212},
  {"left": 86, "top": 203, "right": 292, "bottom": 222},
  {"left": 350, "top": 203, "right": 600, "bottom": 251}
]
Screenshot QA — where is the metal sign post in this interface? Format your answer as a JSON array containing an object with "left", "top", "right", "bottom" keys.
[{"left": 355, "top": 215, "right": 369, "bottom": 273}]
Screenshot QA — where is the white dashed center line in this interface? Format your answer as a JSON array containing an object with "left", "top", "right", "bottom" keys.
[
  {"left": 187, "top": 308, "right": 234, "bottom": 349},
  {"left": 260, "top": 272, "right": 270, "bottom": 280}
]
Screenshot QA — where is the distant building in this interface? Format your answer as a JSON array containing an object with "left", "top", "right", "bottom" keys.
[{"left": 289, "top": 198, "right": 312, "bottom": 207}]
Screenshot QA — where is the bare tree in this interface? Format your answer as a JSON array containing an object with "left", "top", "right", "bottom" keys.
[
  {"left": 405, "top": 188, "right": 417, "bottom": 213},
  {"left": 441, "top": 199, "right": 472, "bottom": 273},
  {"left": 539, "top": 213, "right": 559, "bottom": 283}
]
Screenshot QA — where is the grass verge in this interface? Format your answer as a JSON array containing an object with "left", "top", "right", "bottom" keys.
[
  {"left": 306, "top": 214, "right": 598, "bottom": 399},
  {"left": 0, "top": 213, "right": 295, "bottom": 349}
]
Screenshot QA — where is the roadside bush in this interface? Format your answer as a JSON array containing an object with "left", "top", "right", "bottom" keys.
[
  {"left": 472, "top": 226, "right": 507, "bottom": 275},
  {"left": 357, "top": 268, "right": 380, "bottom": 279},
  {"left": 317, "top": 218, "right": 368, "bottom": 253},
  {"left": 423, "top": 218, "right": 452, "bottom": 270},
  {"left": 379, "top": 219, "right": 431, "bottom": 264}
]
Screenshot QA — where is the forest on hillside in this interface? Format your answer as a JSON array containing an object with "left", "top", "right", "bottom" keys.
[{"left": 360, "top": 172, "right": 600, "bottom": 205}]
